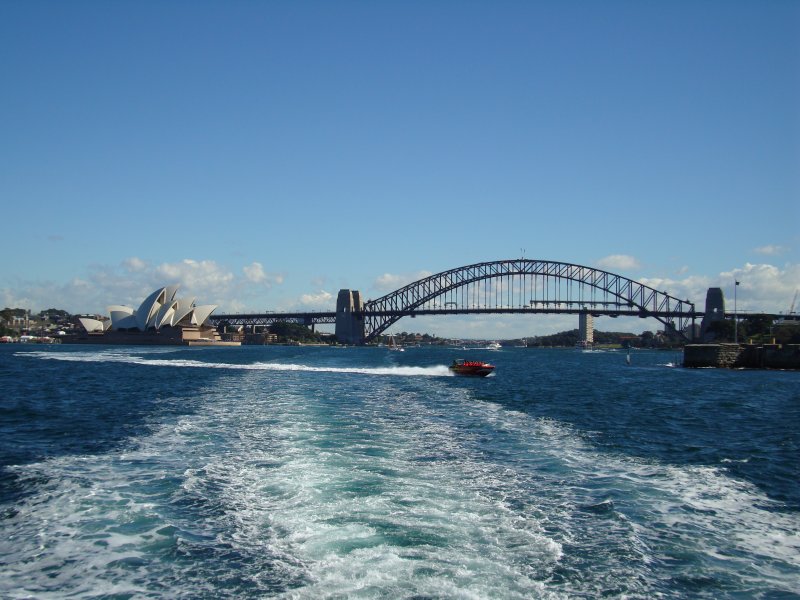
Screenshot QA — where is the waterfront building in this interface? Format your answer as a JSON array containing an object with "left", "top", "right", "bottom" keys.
[{"left": 72, "top": 285, "right": 236, "bottom": 345}]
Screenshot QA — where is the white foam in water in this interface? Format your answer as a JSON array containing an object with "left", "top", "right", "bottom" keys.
[
  {"left": 1, "top": 457, "right": 163, "bottom": 598},
  {"left": 20, "top": 349, "right": 453, "bottom": 377},
  {"left": 186, "top": 382, "right": 564, "bottom": 599},
  {"left": 476, "top": 406, "right": 800, "bottom": 596},
  {"left": 1, "top": 363, "right": 563, "bottom": 598},
  {"left": 7, "top": 350, "right": 800, "bottom": 598},
  {"left": 652, "top": 464, "right": 800, "bottom": 566}
]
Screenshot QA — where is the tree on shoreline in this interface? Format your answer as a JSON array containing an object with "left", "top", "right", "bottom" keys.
[{"left": 268, "top": 321, "right": 328, "bottom": 344}]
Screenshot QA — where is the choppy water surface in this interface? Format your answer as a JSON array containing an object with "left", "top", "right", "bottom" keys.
[{"left": 1, "top": 345, "right": 798, "bottom": 598}]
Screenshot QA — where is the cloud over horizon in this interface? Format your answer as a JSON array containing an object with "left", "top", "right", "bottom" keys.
[
  {"left": 3, "top": 260, "right": 798, "bottom": 336},
  {"left": 753, "top": 245, "right": 788, "bottom": 256},
  {"left": 299, "top": 290, "right": 334, "bottom": 308},
  {"left": 596, "top": 255, "right": 641, "bottom": 271},
  {"left": 0, "top": 257, "right": 284, "bottom": 315},
  {"left": 640, "top": 262, "right": 800, "bottom": 313},
  {"left": 373, "top": 271, "right": 433, "bottom": 293}
]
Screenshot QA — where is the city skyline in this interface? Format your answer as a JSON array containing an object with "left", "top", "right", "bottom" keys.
[{"left": 1, "top": 1, "right": 798, "bottom": 337}]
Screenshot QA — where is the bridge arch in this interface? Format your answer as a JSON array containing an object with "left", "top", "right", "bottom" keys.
[{"left": 361, "top": 259, "right": 696, "bottom": 342}]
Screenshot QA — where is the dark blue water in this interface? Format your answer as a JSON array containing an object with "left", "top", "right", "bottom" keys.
[{"left": 1, "top": 344, "right": 798, "bottom": 598}]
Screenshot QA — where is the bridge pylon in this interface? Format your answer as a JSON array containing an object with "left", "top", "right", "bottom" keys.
[
  {"left": 335, "top": 289, "right": 366, "bottom": 345},
  {"left": 700, "top": 287, "right": 725, "bottom": 339}
]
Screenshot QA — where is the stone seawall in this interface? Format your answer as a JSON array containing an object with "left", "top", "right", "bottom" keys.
[{"left": 683, "top": 343, "right": 800, "bottom": 369}]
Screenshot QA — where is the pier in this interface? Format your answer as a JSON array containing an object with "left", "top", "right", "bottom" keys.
[{"left": 683, "top": 343, "right": 800, "bottom": 369}]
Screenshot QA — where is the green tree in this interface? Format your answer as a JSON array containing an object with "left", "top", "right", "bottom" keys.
[
  {"left": 741, "top": 315, "right": 773, "bottom": 338},
  {"left": 268, "top": 321, "right": 326, "bottom": 343},
  {"left": 773, "top": 323, "right": 800, "bottom": 344},
  {"left": 39, "top": 308, "right": 71, "bottom": 323}
]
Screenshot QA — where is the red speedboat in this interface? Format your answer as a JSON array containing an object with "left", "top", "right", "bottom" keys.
[{"left": 449, "top": 359, "right": 495, "bottom": 377}]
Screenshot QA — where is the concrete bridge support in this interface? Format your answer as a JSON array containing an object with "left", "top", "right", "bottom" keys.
[
  {"left": 700, "top": 287, "right": 725, "bottom": 340},
  {"left": 578, "top": 312, "right": 594, "bottom": 346},
  {"left": 335, "top": 289, "right": 365, "bottom": 344}
]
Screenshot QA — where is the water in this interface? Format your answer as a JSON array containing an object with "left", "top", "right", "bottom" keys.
[{"left": 1, "top": 344, "right": 798, "bottom": 599}]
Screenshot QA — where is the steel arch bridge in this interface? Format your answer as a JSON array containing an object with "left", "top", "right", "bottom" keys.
[{"left": 358, "top": 259, "right": 697, "bottom": 342}]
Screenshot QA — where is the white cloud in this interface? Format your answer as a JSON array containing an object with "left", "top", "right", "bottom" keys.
[
  {"left": 1, "top": 288, "right": 32, "bottom": 310},
  {"left": 6, "top": 260, "right": 799, "bottom": 337},
  {"left": 224, "top": 298, "right": 247, "bottom": 313},
  {"left": 753, "top": 245, "right": 788, "bottom": 256},
  {"left": 637, "top": 273, "right": 712, "bottom": 305},
  {"left": 123, "top": 257, "right": 146, "bottom": 272},
  {"left": 154, "top": 259, "right": 235, "bottom": 294},
  {"left": 640, "top": 263, "right": 800, "bottom": 313},
  {"left": 243, "top": 262, "right": 267, "bottom": 283},
  {"left": 374, "top": 273, "right": 406, "bottom": 291},
  {"left": 373, "top": 271, "right": 433, "bottom": 292},
  {"left": 596, "top": 254, "right": 641, "bottom": 271},
  {"left": 0, "top": 257, "right": 276, "bottom": 315},
  {"left": 300, "top": 290, "right": 333, "bottom": 307},
  {"left": 720, "top": 263, "right": 800, "bottom": 313},
  {"left": 242, "top": 262, "right": 284, "bottom": 286}
]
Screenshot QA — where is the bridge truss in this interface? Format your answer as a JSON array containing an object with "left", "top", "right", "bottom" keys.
[
  {"left": 361, "top": 259, "right": 697, "bottom": 342},
  {"left": 209, "top": 311, "right": 336, "bottom": 328},
  {"left": 210, "top": 259, "right": 699, "bottom": 343}
]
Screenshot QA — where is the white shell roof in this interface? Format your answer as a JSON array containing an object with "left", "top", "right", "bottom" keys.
[
  {"left": 190, "top": 304, "right": 217, "bottom": 327},
  {"left": 77, "top": 285, "right": 218, "bottom": 333},
  {"left": 136, "top": 288, "right": 166, "bottom": 331},
  {"left": 78, "top": 317, "right": 105, "bottom": 333}
]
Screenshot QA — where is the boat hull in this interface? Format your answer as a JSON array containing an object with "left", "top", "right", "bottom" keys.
[{"left": 449, "top": 361, "right": 495, "bottom": 377}]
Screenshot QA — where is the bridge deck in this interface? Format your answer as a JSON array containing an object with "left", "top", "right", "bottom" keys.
[
  {"left": 209, "top": 309, "right": 791, "bottom": 327},
  {"left": 210, "top": 307, "right": 704, "bottom": 325}
]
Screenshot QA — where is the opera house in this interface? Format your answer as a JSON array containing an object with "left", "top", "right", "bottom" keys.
[{"left": 71, "top": 285, "right": 237, "bottom": 345}]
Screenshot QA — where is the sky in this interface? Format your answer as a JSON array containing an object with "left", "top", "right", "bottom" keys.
[{"left": 1, "top": 1, "right": 798, "bottom": 338}]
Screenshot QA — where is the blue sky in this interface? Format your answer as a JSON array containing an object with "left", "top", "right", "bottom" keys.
[{"left": 2, "top": 1, "right": 798, "bottom": 337}]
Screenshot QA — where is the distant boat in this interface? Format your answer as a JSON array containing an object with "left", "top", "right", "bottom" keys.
[
  {"left": 388, "top": 336, "right": 404, "bottom": 352},
  {"left": 449, "top": 359, "right": 495, "bottom": 377},
  {"left": 487, "top": 341, "right": 502, "bottom": 350}
]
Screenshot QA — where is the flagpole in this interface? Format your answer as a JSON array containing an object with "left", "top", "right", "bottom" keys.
[{"left": 734, "top": 280, "right": 740, "bottom": 344}]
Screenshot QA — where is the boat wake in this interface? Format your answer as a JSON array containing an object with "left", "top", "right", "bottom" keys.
[
  {"left": 19, "top": 350, "right": 453, "bottom": 377},
  {"left": 6, "top": 347, "right": 800, "bottom": 598}
]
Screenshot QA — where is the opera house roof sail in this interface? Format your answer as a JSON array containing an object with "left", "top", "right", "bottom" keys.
[{"left": 74, "top": 285, "right": 233, "bottom": 345}]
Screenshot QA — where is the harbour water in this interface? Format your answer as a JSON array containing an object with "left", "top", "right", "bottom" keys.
[{"left": 1, "top": 344, "right": 798, "bottom": 598}]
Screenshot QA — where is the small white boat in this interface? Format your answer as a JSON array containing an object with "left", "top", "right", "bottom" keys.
[
  {"left": 388, "top": 335, "right": 404, "bottom": 351},
  {"left": 487, "top": 341, "right": 501, "bottom": 350}
]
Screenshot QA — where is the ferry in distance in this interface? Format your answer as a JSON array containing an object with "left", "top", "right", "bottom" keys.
[{"left": 449, "top": 359, "right": 495, "bottom": 377}]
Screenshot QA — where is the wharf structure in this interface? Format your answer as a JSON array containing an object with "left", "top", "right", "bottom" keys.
[
  {"left": 683, "top": 343, "right": 800, "bottom": 369},
  {"left": 68, "top": 285, "right": 239, "bottom": 346}
]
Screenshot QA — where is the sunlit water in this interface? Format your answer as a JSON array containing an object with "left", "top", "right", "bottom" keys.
[{"left": 1, "top": 345, "right": 798, "bottom": 598}]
